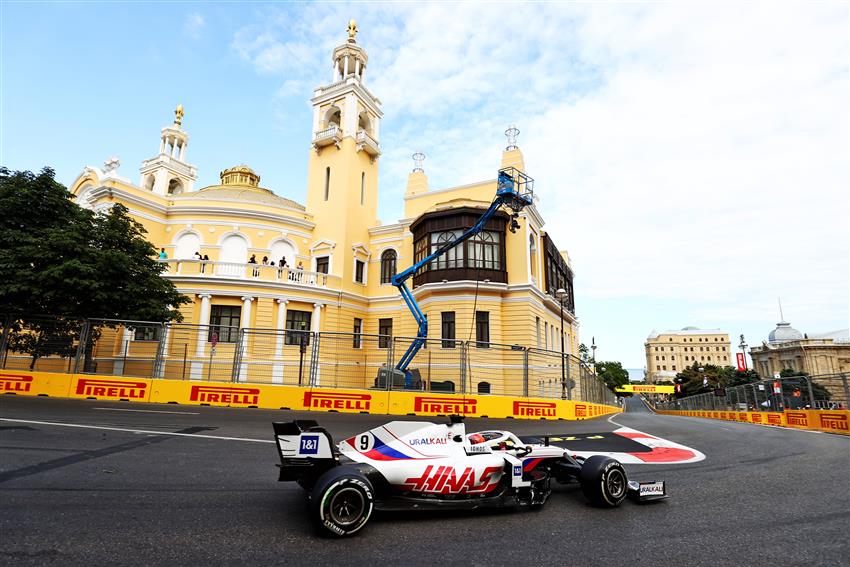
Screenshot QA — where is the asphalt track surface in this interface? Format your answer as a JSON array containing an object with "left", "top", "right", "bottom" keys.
[{"left": 1, "top": 395, "right": 848, "bottom": 567}]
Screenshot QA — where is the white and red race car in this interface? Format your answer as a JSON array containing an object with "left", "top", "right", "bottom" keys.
[{"left": 273, "top": 416, "right": 668, "bottom": 536}]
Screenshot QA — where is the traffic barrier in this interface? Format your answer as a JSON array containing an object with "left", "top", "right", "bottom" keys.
[
  {"left": 654, "top": 407, "right": 848, "bottom": 435},
  {"left": 0, "top": 370, "right": 621, "bottom": 421}
]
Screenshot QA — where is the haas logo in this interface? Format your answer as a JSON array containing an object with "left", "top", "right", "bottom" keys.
[
  {"left": 402, "top": 465, "right": 502, "bottom": 494},
  {"left": 76, "top": 378, "right": 147, "bottom": 399},
  {"left": 513, "top": 401, "right": 556, "bottom": 417},
  {"left": 1, "top": 374, "right": 33, "bottom": 393},
  {"left": 414, "top": 397, "right": 477, "bottom": 415}
]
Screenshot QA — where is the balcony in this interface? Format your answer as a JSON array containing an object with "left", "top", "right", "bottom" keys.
[
  {"left": 313, "top": 125, "right": 342, "bottom": 150},
  {"left": 356, "top": 129, "right": 380, "bottom": 157},
  {"left": 159, "top": 259, "right": 341, "bottom": 289}
]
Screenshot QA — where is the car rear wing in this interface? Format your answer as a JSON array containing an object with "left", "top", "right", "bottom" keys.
[{"left": 272, "top": 420, "right": 338, "bottom": 486}]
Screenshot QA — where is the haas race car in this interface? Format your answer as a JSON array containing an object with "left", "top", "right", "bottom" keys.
[{"left": 273, "top": 416, "right": 667, "bottom": 536}]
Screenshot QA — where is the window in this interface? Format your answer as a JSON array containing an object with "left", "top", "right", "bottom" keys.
[
  {"left": 722, "top": 346, "right": 726, "bottom": 351},
  {"left": 378, "top": 318, "right": 393, "bottom": 349},
  {"left": 655, "top": 356, "right": 659, "bottom": 361},
  {"left": 133, "top": 326, "right": 161, "bottom": 341},
  {"left": 360, "top": 172, "right": 365, "bottom": 205},
  {"left": 669, "top": 337, "right": 672, "bottom": 342},
  {"left": 353, "top": 318, "right": 362, "bottom": 349},
  {"left": 468, "top": 231, "right": 501, "bottom": 270},
  {"left": 380, "top": 250, "right": 397, "bottom": 284},
  {"left": 656, "top": 365, "right": 660, "bottom": 370},
  {"left": 324, "top": 167, "right": 330, "bottom": 201},
  {"left": 209, "top": 305, "right": 240, "bottom": 342},
  {"left": 441, "top": 312, "right": 456, "bottom": 348},
  {"left": 315, "top": 256, "right": 329, "bottom": 274},
  {"left": 475, "top": 311, "right": 490, "bottom": 347},
  {"left": 477, "top": 382, "right": 491, "bottom": 394},
  {"left": 535, "top": 316, "right": 541, "bottom": 348},
  {"left": 661, "top": 356, "right": 665, "bottom": 360},
  {"left": 354, "top": 259, "right": 365, "bottom": 283},
  {"left": 670, "top": 347, "right": 674, "bottom": 351},
  {"left": 285, "top": 310, "right": 312, "bottom": 346},
  {"left": 431, "top": 230, "right": 464, "bottom": 269},
  {"left": 673, "top": 366, "right": 677, "bottom": 371},
  {"left": 663, "top": 365, "right": 666, "bottom": 370}
]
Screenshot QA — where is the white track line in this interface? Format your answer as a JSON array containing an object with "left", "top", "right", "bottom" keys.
[
  {"left": 0, "top": 418, "right": 273, "bottom": 443},
  {"left": 93, "top": 408, "right": 199, "bottom": 415}
]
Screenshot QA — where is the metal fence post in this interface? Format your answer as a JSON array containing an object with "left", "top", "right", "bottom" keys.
[
  {"left": 804, "top": 375, "right": 816, "bottom": 409},
  {"left": 231, "top": 329, "right": 245, "bottom": 383},
  {"left": 0, "top": 314, "right": 10, "bottom": 369},
  {"left": 460, "top": 341, "right": 468, "bottom": 395},
  {"left": 73, "top": 319, "right": 91, "bottom": 374},
  {"left": 522, "top": 348, "right": 529, "bottom": 398},
  {"left": 566, "top": 354, "right": 572, "bottom": 400},
  {"left": 309, "top": 331, "right": 320, "bottom": 387}
]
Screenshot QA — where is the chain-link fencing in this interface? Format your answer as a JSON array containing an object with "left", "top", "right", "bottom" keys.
[
  {"left": 0, "top": 314, "right": 617, "bottom": 405},
  {"left": 655, "top": 374, "right": 849, "bottom": 412}
]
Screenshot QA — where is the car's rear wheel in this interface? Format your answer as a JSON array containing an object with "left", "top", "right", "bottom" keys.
[
  {"left": 579, "top": 456, "right": 628, "bottom": 507},
  {"left": 311, "top": 467, "right": 374, "bottom": 537}
]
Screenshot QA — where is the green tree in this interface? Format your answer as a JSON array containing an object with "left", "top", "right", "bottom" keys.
[
  {"left": 594, "top": 360, "right": 630, "bottom": 392},
  {"left": 0, "top": 167, "right": 189, "bottom": 366}
]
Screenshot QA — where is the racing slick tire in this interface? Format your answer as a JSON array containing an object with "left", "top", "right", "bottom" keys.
[
  {"left": 311, "top": 466, "right": 374, "bottom": 537},
  {"left": 579, "top": 456, "right": 628, "bottom": 507}
]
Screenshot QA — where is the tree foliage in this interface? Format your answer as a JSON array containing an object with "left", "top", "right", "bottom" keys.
[
  {"left": 594, "top": 360, "right": 630, "bottom": 392},
  {"left": 0, "top": 167, "right": 189, "bottom": 365}
]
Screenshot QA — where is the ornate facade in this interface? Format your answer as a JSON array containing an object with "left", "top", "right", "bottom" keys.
[{"left": 69, "top": 23, "right": 578, "bottom": 392}]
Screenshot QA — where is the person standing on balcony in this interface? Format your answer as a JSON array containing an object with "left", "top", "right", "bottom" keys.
[
  {"left": 278, "top": 256, "right": 288, "bottom": 280},
  {"left": 201, "top": 254, "right": 209, "bottom": 274},
  {"left": 158, "top": 248, "right": 167, "bottom": 260},
  {"left": 249, "top": 254, "right": 258, "bottom": 277}
]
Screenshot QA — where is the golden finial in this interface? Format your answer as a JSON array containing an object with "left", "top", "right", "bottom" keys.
[
  {"left": 174, "top": 104, "right": 184, "bottom": 126},
  {"left": 347, "top": 19, "right": 358, "bottom": 41}
]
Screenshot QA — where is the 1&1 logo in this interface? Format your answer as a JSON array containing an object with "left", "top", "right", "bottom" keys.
[{"left": 300, "top": 435, "right": 320, "bottom": 455}]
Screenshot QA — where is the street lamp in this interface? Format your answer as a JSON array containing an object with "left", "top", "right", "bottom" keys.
[{"left": 555, "top": 288, "right": 567, "bottom": 400}]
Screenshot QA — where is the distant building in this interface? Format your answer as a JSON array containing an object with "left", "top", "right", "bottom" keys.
[
  {"left": 749, "top": 321, "right": 850, "bottom": 377},
  {"left": 644, "top": 327, "right": 731, "bottom": 383}
]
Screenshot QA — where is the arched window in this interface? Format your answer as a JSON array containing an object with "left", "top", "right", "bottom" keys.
[
  {"left": 477, "top": 382, "right": 491, "bottom": 394},
  {"left": 325, "top": 106, "right": 341, "bottom": 128},
  {"left": 431, "top": 231, "right": 464, "bottom": 270},
  {"left": 270, "top": 239, "right": 296, "bottom": 268},
  {"left": 324, "top": 167, "right": 330, "bottom": 201},
  {"left": 380, "top": 249, "right": 397, "bottom": 284},
  {"left": 218, "top": 234, "right": 248, "bottom": 276},
  {"left": 358, "top": 112, "right": 371, "bottom": 135},
  {"left": 174, "top": 232, "right": 201, "bottom": 260},
  {"left": 167, "top": 178, "right": 183, "bottom": 195},
  {"left": 144, "top": 175, "right": 155, "bottom": 191},
  {"left": 469, "top": 231, "right": 500, "bottom": 269},
  {"left": 360, "top": 172, "right": 365, "bottom": 205}
]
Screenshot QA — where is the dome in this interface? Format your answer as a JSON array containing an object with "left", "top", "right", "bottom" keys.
[
  {"left": 768, "top": 321, "right": 803, "bottom": 344},
  {"left": 220, "top": 165, "right": 260, "bottom": 187},
  {"left": 681, "top": 326, "right": 699, "bottom": 331}
]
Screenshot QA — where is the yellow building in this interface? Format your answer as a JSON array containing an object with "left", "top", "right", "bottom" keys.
[
  {"left": 645, "top": 327, "right": 731, "bottom": 383},
  {"left": 749, "top": 322, "right": 850, "bottom": 378},
  {"left": 68, "top": 23, "right": 580, "bottom": 396}
]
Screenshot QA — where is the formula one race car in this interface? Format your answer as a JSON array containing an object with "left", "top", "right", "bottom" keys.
[{"left": 272, "top": 416, "right": 667, "bottom": 536}]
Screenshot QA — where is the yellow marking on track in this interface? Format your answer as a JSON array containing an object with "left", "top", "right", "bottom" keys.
[{"left": 587, "top": 435, "right": 604, "bottom": 439}]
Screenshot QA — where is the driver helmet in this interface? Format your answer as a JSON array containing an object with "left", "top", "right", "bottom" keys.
[{"left": 468, "top": 433, "right": 486, "bottom": 445}]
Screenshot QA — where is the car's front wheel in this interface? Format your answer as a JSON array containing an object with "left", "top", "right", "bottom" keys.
[
  {"left": 311, "top": 467, "right": 374, "bottom": 537},
  {"left": 579, "top": 456, "right": 628, "bottom": 507}
]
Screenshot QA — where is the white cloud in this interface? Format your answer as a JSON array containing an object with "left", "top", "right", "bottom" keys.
[
  {"left": 184, "top": 12, "right": 205, "bottom": 40},
  {"left": 230, "top": 3, "right": 849, "bottom": 362}
]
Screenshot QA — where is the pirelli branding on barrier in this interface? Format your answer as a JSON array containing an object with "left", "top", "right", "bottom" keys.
[
  {"left": 512, "top": 401, "right": 557, "bottom": 418},
  {"left": 414, "top": 396, "right": 477, "bottom": 415},
  {"left": 819, "top": 413, "right": 849, "bottom": 433},
  {"left": 766, "top": 413, "right": 782, "bottom": 425},
  {"left": 303, "top": 391, "right": 371, "bottom": 411},
  {"left": 190, "top": 385, "right": 260, "bottom": 406},
  {"left": 1, "top": 374, "right": 33, "bottom": 393},
  {"left": 76, "top": 378, "right": 147, "bottom": 400},
  {"left": 786, "top": 411, "right": 809, "bottom": 427}
]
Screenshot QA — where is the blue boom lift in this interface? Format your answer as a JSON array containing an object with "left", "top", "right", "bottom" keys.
[{"left": 378, "top": 167, "right": 535, "bottom": 389}]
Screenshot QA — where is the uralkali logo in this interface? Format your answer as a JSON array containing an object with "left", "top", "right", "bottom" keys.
[
  {"left": 190, "top": 385, "right": 260, "bottom": 405},
  {"left": 76, "top": 378, "right": 147, "bottom": 399},
  {"left": 513, "top": 401, "right": 556, "bottom": 418},
  {"left": 1, "top": 374, "right": 33, "bottom": 393},
  {"left": 819, "top": 413, "right": 849, "bottom": 432},
  {"left": 304, "top": 391, "right": 371, "bottom": 411},
  {"left": 414, "top": 396, "right": 477, "bottom": 415}
]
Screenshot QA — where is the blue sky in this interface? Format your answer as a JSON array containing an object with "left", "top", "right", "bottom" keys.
[{"left": 2, "top": 2, "right": 848, "bottom": 369}]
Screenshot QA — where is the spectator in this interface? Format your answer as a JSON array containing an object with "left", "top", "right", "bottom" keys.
[
  {"left": 249, "top": 254, "right": 259, "bottom": 277},
  {"left": 262, "top": 256, "right": 269, "bottom": 265},
  {"left": 159, "top": 247, "right": 167, "bottom": 260},
  {"left": 201, "top": 253, "right": 209, "bottom": 274}
]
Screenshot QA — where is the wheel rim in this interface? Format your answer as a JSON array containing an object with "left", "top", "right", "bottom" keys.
[
  {"left": 329, "top": 487, "right": 365, "bottom": 526},
  {"left": 606, "top": 469, "right": 626, "bottom": 499}
]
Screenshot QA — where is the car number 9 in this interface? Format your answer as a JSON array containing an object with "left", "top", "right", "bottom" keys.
[{"left": 357, "top": 433, "right": 374, "bottom": 451}]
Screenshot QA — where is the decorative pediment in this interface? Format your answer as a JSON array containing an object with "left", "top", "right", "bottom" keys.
[
  {"left": 310, "top": 239, "right": 337, "bottom": 253},
  {"left": 351, "top": 243, "right": 371, "bottom": 259}
]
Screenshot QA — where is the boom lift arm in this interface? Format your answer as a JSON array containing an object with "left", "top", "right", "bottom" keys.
[{"left": 388, "top": 167, "right": 535, "bottom": 384}]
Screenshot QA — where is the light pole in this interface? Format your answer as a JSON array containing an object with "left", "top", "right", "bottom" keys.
[{"left": 555, "top": 288, "right": 567, "bottom": 400}]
